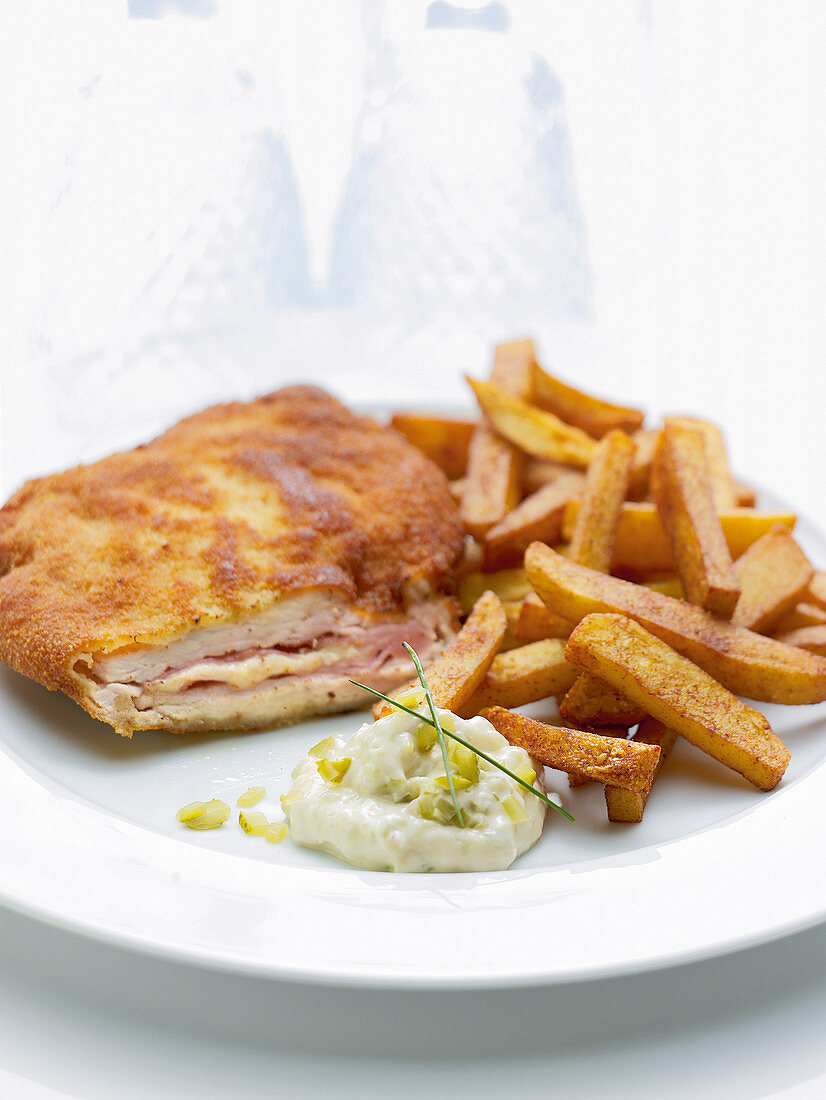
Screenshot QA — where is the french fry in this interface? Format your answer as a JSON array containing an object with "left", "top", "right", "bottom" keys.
[
  {"left": 732, "top": 524, "right": 813, "bottom": 632},
  {"left": 643, "top": 577, "right": 685, "bottom": 599},
  {"left": 481, "top": 707, "right": 661, "bottom": 793},
  {"left": 372, "top": 591, "right": 507, "bottom": 718},
  {"left": 562, "top": 501, "right": 796, "bottom": 574},
  {"left": 460, "top": 425, "right": 522, "bottom": 539},
  {"left": 459, "top": 639, "right": 578, "bottom": 715},
  {"left": 774, "top": 626, "right": 826, "bottom": 657},
  {"left": 651, "top": 420, "right": 740, "bottom": 617},
  {"left": 532, "top": 362, "right": 644, "bottom": 440},
  {"left": 500, "top": 599, "right": 525, "bottom": 652},
  {"left": 522, "top": 458, "right": 578, "bottom": 496},
  {"left": 564, "top": 613, "right": 790, "bottom": 791},
  {"left": 449, "top": 477, "right": 466, "bottom": 504},
  {"left": 626, "top": 429, "right": 660, "bottom": 500},
  {"left": 559, "top": 673, "right": 646, "bottom": 729},
  {"left": 605, "top": 719, "right": 678, "bottom": 823},
  {"left": 458, "top": 568, "right": 532, "bottom": 614},
  {"left": 773, "top": 602, "right": 826, "bottom": 633},
  {"left": 514, "top": 591, "right": 574, "bottom": 642},
  {"left": 467, "top": 378, "right": 597, "bottom": 467},
  {"left": 490, "top": 338, "right": 537, "bottom": 400},
  {"left": 525, "top": 542, "right": 826, "bottom": 705},
  {"left": 666, "top": 416, "right": 737, "bottom": 510},
  {"left": 567, "top": 430, "right": 636, "bottom": 573},
  {"left": 806, "top": 572, "right": 826, "bottom": 612},
  {"left": 389, "top": 414, "right": 476, "bottom": 479},
  {"left": 482, "top": 472, "right": 584, "bottom": 570},
  {"left": 567, "top": 727, "right": 629, "bottom": 789}
]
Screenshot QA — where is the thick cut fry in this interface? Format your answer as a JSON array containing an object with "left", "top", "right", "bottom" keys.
[
  {"left": 532, "top": 363, "right": 644, "bottom": 440},
  {"left": 626, "top": 429, "right": 660, "bottom": 501},
  {"left": 525, "top": 543, "right": 826, "bottom": 705},
  {"left": 565, "top": 614, "right": 790, "bottom": 791},
  {"left": 775, "top": 626, "right": 826, "bottom": 657},
  {"left": 522, "top": 458, "right": 578, "bottom": 496},
  {"left": 459, "top": 639, "right": 578, "bottom": 715},
  {"left": 372, "top": 590, "right": 507, "bottom": 718},
  {"left": 567, "top": 727, "right": 628, "bottom": 789},
  {"left": 567, "top": 430, "right": 636, "bottom": 573},
  {"left": 666, "top": 416, "right": 737, "bottom": 510},
  {"left": 481, "top": 707, "right": 661, "bottom": 794},
  {"left": 559, "top": 673, "right": 646, "bottom": 729},
  {"left": 562, "top": 501, "right": 796, "bottom": 574},
  {"left": 643, "top": 577, "right": 685, "bottom": 599},
  {"left": 449, "top": 477, "right": 466, "bottom": 504},
  {"left": 491, "top": 338, "right": 537, "bottom": 400},
  {"left": 467, "top": 378, "right": 597, "bottom": 467},
  {"left": 389, "top": 414, "right": 476, "bottom": 479},
  {"left": 515, "top": 591, "right": 574, "bottom": 642},
  {"left": 806, "top": 572, "right": 826, "bottom": 612},
  {"left": 460, "top": 425, "right": 523, "bottom": 539},
  {"left": 482, "top": 472, "right": 584, "bottom": 570},
  {"left": 499, "top": 599, "right": 525, "bottom": 652},
  {"left": 458, "top": 568, "right": 532, "bottom": 614},
  {"left": 773, "top": 602, "right": 826, "bottom": 633},
  {"left": 732, "top": 524, "right": 813, "bottom": 632},
  {"left": 605, "top": 719, "right": 678, "bottom": 823},
  {"left": 652, "top": 421, "right": 740, "bottom": 617}
]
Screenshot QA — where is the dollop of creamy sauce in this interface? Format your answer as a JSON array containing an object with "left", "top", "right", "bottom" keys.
[{"left": 283, "top": 705, "right": 547, "bottom": 872}]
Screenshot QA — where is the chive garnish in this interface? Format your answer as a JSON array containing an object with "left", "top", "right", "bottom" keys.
[{"left": 349, "top": 660, "right": 575, "bottom": 824}]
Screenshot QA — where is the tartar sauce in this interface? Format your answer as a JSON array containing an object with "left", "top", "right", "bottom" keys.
[{"left": 283, "top": 703, "right": 547, "bottom": 872}]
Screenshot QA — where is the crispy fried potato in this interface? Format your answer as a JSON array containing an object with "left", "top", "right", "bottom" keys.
[
  {"left": 459, "top": 639, "right": 578, "bottom": 715},
  {"left": 389, "top": 414, "right": 476, "bottom": 480},
  {"left": 460, "top": 425, "right": 523, "bottom": 539},
  {"left": 567, "top": 726, "right": 629, "bottom": 789},
  {"left": 567, "top": 429, "right": 636, "bottom": 573},
  {"left": 774, "top": 626, "right": 826, "bottom": 657},
  {"left": 468, "top": 378, "right": 597, "bottom": 467},
  {"left": 666, "top": 416, "right": 737, "bottom": 510},
  {"left": 605, "top": 719, "right": 678, "bottom": 823},
  {"left": 514, "top": 591, "right": 575, "bottom": 642},
  {"left": 481, "top": 707, "right": 661, "bottom": 793},
  {"left": 651, "top": 420, "right": 740, "bottom": 617},
  {"left": 522, "top": 458, "right": 579, "bottom": 496},
  {"left": 732, "top": 524, "right": 813, "bottom": 632},
  {"left": 562, "top": 501, "right": 796, "bottom": 573},
  {"left": 372, "top": 590, "right": 507, "bottom": 718},
  {"left": 458, "top": 568, "right": 532, "bottom": 613},
  {"left": 532, "top": 363, "right": 644, "bottom": 440},
  {"left": 559, "top": 672, "right": 646, "bottom": 729},
  {"left": 482, "top": 472, "right": 584, "bottom": 570},
  {"left": 626, "top": 429, "right": 660, "bottom": 501},
  {"left": 500, "top": 599, "right": 526, "bottom": 652},
  {"left": 806, "top": 572, "right": 826, "bottom": 612},
  {"left": 491, "top": 338, "right": 537, "bottom": 400},
  {"left": 643, "top": 577, "right": 685, "bottom": 599},
  {"left": 525, "top": 542, "right": 826, "bottom": 704},
  {"left": 565, "top": 613, "right": 790, "bottom": 790},
  {"left": 449, "top": 477, "right": 466, "bottom": 504},
  {"left": 773, "top": 602, "right": 826, "bottom": 633}
]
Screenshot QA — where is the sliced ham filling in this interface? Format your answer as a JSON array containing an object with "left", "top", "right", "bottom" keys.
[{"left": 76, "top": 591, "right": 456, "bottom": 732}]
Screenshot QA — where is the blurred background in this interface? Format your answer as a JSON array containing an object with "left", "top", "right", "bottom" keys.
[{"left": 1, "top": 1, "right": 824, "bottom": 516}]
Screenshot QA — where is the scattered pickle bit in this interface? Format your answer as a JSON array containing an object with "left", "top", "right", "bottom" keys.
[
  {"left": 435, "top": 774, "right": 473, "bottom": 791},
  {"left": 500, "top": 794, "right": 529, "bottom": 823},
  {"left": 280, "top": 789, "right": 304, "bottom": 811},
  {"left": 317, "top": 757, "right": 352, "bottom": 784},
  {"left": 180, "top": 799, "right": 231, "bottom": 830},
  {"left": 238, "top": 810, "right": 269, "bottom": 835},
  {"left": 398, "top": 688, "right": 425, "bottom": 709},
  {"left": 308, "top": 736, "right": 335, "bottom": 759},
  {"left": 439, "top": 713, "right": 456, "bottom": 733},
  {"left": 266, "top": 822, "right": 288, "bottom": 844},
  {"left": 450, "top": 745, "right": 479, "bottom": 784},
  {"left": 237, "top": 786, "right": 266, "bottom": 807},
  {"left": 176, "top": 801, "right": 208, "bottom": 823},
  {"left": 516, "top": 766, "right": 537, "bottom": 786},
  {"left": 417, "top": 722, "right": 438, "bottom": 752}
]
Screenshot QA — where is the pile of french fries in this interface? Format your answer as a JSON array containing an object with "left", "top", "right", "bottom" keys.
[{"left": 388, "top": 339, "right": 826, "bottom": 824}]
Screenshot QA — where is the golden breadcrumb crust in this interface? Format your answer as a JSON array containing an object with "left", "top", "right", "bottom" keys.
[{"left": 0, "top": 385, "right": 463, "bottom": 703}]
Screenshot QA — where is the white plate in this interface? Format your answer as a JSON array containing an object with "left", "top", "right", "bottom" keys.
[{"left": 1, "top": 494, "right": 825, "bottom": 989}]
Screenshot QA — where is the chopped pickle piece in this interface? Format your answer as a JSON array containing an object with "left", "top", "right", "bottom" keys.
[
  {"left": 439, "top": 713, "right": 457, "bottom": 733},
  {"left": 308, "top": 736, "right": 335, "bottom": 759},
  {"left": 317, "top": 758, "right": 352, "bottom": 784},
  {"left": 417, "top": 722, "right": 438, "bottom": 752},
  {"left": 238, "top": 810, "right": 269, "bottom": 835},
  {"left": 265, "top": 822, "right": 288, "bottom": 844},
  {"left": 434, "top": 774, "right": 473, "bottom": 791},
  {"left": 450, "top": 745, "right": 479, "bottom": 783},
  {"left": 280, "top": 789, "right": 304, "bottom": 810},
  {"left": 176, "top": 800, "right": 208, "bottom": 823},
  {"left": 237, "top": 785, "right": 266, "bottom": 807},
  {"left": 515, "top": 766, "right": 537, "bottom": 786},
  {"left": 500, "top": 794, "right": 529, "bottom": 823},
  {"left": 180, "top": 799, "right": 230, "bottom": 830}
]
